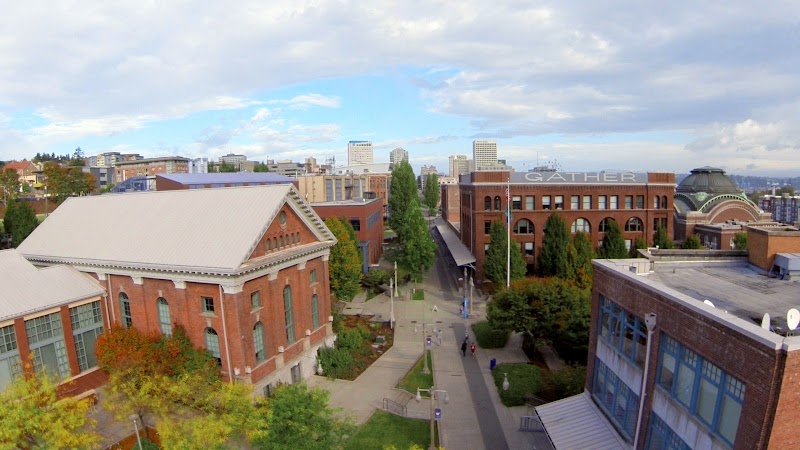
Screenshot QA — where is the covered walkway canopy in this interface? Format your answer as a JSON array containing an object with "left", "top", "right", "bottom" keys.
[
  {"left": 534, "top": 391, "right": 627, "bottom": 450},
  {"left": 435, "top": 222, "right": 476, "bottom": 267}
]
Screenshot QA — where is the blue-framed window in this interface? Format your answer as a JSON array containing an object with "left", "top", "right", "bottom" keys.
[
  {"left": 657, "top": 335, "right": 745, "bottom": 446},
  {"left": 592, "top": 358, "right": 639, "bottom": 439},
  {"left": 646, "top": 413, "right": 690, "bottom": 450},
  {"left": 0, "top": 324, "right": 22, "bottom": 390},
  {"left": 598, "top": 295, "right": 647, "bottom": 368}
]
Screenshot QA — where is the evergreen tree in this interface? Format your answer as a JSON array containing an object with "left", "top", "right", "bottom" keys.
[
  {"left": 598, "top": 220, "right": 628, "bottom": 259},
  {"left": 422, "top": 173, "right": 440, "bottom": 216},
  {"left": 630, "top": 237, "right": 648, "bottom": 257},
  {"left": 388, "top": 160, "right": 417, "bottom": 239},
  {"left": 253, "top": 161, "right": 270, "bottom": 172},
  {"left": 653, "top": 225, "right": 674, "bottom": 249},
  {"left": 569, "top": 231, "right": 594, "bottom": 289},
  {"left": 398, "top": 200, "right": 436, "bottom": 281},
  {"left": 733, "top": 232, "right": 747, "bottom": 250},
  {"left": 69, "top": 147, "right": 85, "bottom": 167},
  {"left": 3, "top": 200, "right": 38, "bottom": 247},
  {"left": 325, "top": 218, "right": 362, "bottom": 301},
  {"left": 683, "top": 234, "right": 703, "bottom": 249},
  {"left": 537, "top": 213, "right": 570, "bottom": 277},
  {"left": 339, "top": 217, "right": 363, "bottom": 268},
  {"left": 484, "top": 220, "right": 526, "bottom": 286}
]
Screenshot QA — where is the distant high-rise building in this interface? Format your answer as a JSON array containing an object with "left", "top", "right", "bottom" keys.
[
  {"left": 219, "top": 153, "right": 247, "bottom": 168},
  {"left": 389, "top": 147, "right": 408, "bottom": 165},
  {"left": 473, "top": 140, "right": 498, "bottom": 170},
  {"left": 419, "top": 165, "right": 438, "bottom": 190},
  {"left": 449, "top": 155, "right": 471, "bottom": 177},
  {"left": 348, "top": 141, "right": 373, "bottom": 165}
]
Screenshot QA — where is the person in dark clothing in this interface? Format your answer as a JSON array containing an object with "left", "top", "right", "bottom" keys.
[{"left": 461, "top": 341, "right": 467, "bottom": 357}]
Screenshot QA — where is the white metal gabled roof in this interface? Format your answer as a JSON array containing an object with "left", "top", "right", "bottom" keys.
[
  {"left": 535, "top": 391, "right": 627, "bottom": 450},
  {"left": 17, "top": 185, "right": 334, "bottom": 275},
  {"left": 0, "top": 250, "right": 105, "bottom": 322}
]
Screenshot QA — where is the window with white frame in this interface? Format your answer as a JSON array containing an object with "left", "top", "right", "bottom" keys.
[
  {"left": 526, "top": 196, "right": 534, "bottom": 210},
  {"left": 284, "top": 286, "right": 295, "bottom": 344},
  {"left": 512, "top": 195, "right": 522, "bottom": 210},
  {"left": 571, "top": 218, "right": 591, "bottom": 233},
  {"left": 583, "top": 195, "right": 592, "bottom": 210},
  {"left": 0, "top": 324, "right": 22, "bottom": 390},
  {"left": 610, "top": 195, "right": 619, "bottom": 209},
  {"left": 202, "top": 296, "right": 215, "bottom": 314},
  {"left": 119, "top": 292, "right": 132, "bottom": 328},
  {"left": 625, "top": 217, "right": 643, "bottom": 232},
  {"left": 26, "top": 312, "right": 70, "bottom": 378},
  {"left": 205, "top": 328, "right": 221, "bottom": 365},
  {"left": 542, "top": 195, "right": 551, "bottom": 210},
  {"left": 70, "top": 301, "right": 104, "bottom": 372},
  {"left": 625, "top": 195, "right": 633, "bottom": 209},
  {"left": 254, "top": 322, "right": 266, "bottom": 362},
  {"left": 554, "top": 195, "right": 564, "bottom": 209},
  {"left": 157, "top": 297, "right": 172, "bottom": 336},
  {"left": 657, "top": 335, "right": 745, "bottom": 446},
  {"left": 636, "top": 195, "right": 644, "bottom": 209},
  {"left": 524, "top": 242, "right": 534, "bottom": 256},
  {"left": 513, "top": 219, "right": 534, "bottom": 234},
  {"left": 599, "top": 195, "right": 607, "bottom": 210},
  {"left": 599, "top": 218, "right": 615, "bottom": 232},
  {"left": 571, "top": 195, "right": 580, "bottom": 210}
]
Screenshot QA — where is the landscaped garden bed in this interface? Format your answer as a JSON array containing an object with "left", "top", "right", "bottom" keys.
[{"left": 319, "top": 314, "right": 394, "bottom": 380}]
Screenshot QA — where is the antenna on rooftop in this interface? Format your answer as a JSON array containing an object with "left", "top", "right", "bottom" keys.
[
  {"left": 787, "top": 309, "right": 799, "bottom": 336},
  {"left": 761, "top": 313, "right": 771, "bottom": 331}
]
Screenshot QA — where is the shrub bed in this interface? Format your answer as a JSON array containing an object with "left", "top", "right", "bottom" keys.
[
  {"left": 472, "top": 321, "right": 510, "bottom": 348},
  {"left": 492, "top": 363, "right": 542, "bottom": 406}
]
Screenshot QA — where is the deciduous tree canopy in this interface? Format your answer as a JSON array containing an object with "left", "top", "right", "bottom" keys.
[
  {"left": 397, "top": 200, "right": 436, "bottom": 280},
  {"left": 388, "top": 161, "right": 417, "bottom": 238},
  {"left": 422, "top": 173, "right": 439, "bottom": 216},
  {"left": 325, "top": 217, "right": 363, "bottom": 301},
  {"left": 3, "top": 200, "right": 38, "bottom": 247}
]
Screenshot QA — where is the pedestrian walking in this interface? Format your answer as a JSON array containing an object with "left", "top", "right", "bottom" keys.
[
  {"left": 461, "top": 341, "right": 467, "bottom": 357},
  {"left": 470, "top": 342, "right": 476, "bottom": 357},
  {"left": 459, "top": 304, "right": 464, "bottom": 316}
]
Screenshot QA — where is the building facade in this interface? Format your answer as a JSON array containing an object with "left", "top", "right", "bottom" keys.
[
  {"left": 311, "top": 198, "right": 384, "bottom": 270},
  {"left": 347, "top": 141, "right": 373, "bottom": 165},
  {"left": 114, "top": 156, "right": 191, "bottom": 182},
  {"left": 17, "top": 185, "right": 337, "bottom": 396},
  {"left": 564, "top": 229, "right": 800, "bottom": 450},
  {"left": 758, "top": 194, "right": 800, "bottom": 226},
  {"left": 154, "top": 173, "right": 297, "bottom": 191},
  {"left": 449, "top": 154, "right": 471, "bottom": 177},
  {"left": 219, "top": 153, "right": 248, "bottom": 168},
  {"left": 389, "top": 148, "right": 408, "bottom": 165},
  {"left": 0, "top": 249, "right": 108, "bottom": 396},
  {"left": 472, "top": 140, "right": 498, "bottom": 171},
  {"left": 459, "top": 171, "right": 676, "bottom": 280}
]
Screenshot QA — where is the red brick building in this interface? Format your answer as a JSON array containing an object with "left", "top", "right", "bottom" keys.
[
  {"left": 458, "top": 170, "right": 676, "bottom": 280},
  {"left": 114, "top": 156, "right": 190, "bottom": 182},
  {"left": 535, "top": 227, "right": 800, "bottom": 449},
  {"left": 17, "top": 185, "right": 337, "bottom": 396},
  {"left": 311, "top": 197, "right": 384, "bottom": 270},
  {"left": 0, "top": 249, "right": 107, "bottom": 396}
]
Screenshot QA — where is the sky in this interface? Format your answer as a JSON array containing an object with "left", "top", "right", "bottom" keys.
[{"left": 1, "top": 1, "right": 799, "bottom": 177}]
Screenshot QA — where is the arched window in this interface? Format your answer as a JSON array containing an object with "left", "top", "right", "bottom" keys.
[
  {"left": 157, "top": 297, "right": 171, "bottom": 336},
  {"left": 625, "top": 217, "right": 643, "bottom": 232},
  {"left": 311, "top": 294, "right": 320, "bottom": 329},
  {"left": 254, "top": 322, "right": 266, "bottom": 362},
  {"left": 295, "top": 233, "right": 300, "bottom": 244},
  {"left": 284, "top": 286, "right": 295, "bottom": 344},
  {"left": 571, "top": 218, "right": 591, "bottom": 233},
  {"left": 494, "top": 196, "right": 501, "bottom": 210},
  {"left": 484, "top": 196, "right": 491, "bottom": 211},
  {"left": 280, "top": 236, "right": 284, "bottom": 247},
  {"left": 267, "top": 238, "right": 272, "bottom": 251},
  {"left": 273, "top": 238, "right": 277, "bottom": 249},
  {"left": 599, "top": 218, "right": 616, "bottom": 233},
  {"left": 205, "top": 328, "right": 221, "bottom": 366},
  {"left": 661, "top": 196, "right": 668, "bottom": 209},
  {"left": 654, "top": 196, "right": 660, "bottom": 209},
  {"left": 119, "top": 292, "right": 132, "bottom": 328},
  {"left": 513, "top": 219, "right": 534, "bottom": 234}
]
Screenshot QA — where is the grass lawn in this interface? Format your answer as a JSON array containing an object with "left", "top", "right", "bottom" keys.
[
  {"left": 345, "top": 410, "right": 436, "bottom": 450},
  {"left": 411, "top": 289, "right": 425, "bottom": 300},
  {"left": 397, "top": 350, "right": 433, "bottom": 396}
]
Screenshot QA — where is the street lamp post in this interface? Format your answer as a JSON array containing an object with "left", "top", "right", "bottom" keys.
[
  {"left": 130, "top": 414, "right": 143, "bottom": 450},
  {"left": 417, "top": 386, "right": 449, "bottom": 450},
  {"left": 389, "top": 278, "right": 395, "bottom": 329},
  {"left": 394, "top": 261, "right": 399, "bottom": 297}
]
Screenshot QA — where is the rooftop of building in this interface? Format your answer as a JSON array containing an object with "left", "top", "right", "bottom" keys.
[
  {"left": 310, "top": 197, "right": 382, "bottom": 207},
  {"left": 156, "top": 172, "right": 295, "bottom": 185},
  {"left": 115, "top": 156, "right": 190, "bottom": 165},
  {"left": 595, "top": 252, "right": 800, "bottom": 346},
  {"left": 330, "top": 163, "right": 392, "bottom": 174}
]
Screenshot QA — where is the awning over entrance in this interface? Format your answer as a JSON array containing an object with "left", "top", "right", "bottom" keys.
[
  {"left": 435, "top": 223, "right": 476, "bottom": 267},
  {"left": 534, "top": 391, "right": 628, "bottom": 450}
]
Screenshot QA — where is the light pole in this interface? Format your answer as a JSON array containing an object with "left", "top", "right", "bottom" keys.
[
  {"left": 389, "top": 278, "right": 395, "bottom": 329},
  {"left": 417, "top": 386, "right": 449, "bottom": 450},
  {"left": 394, "top": 261, "right": 399, "bottom": 297},
  {"left": 130, "top": 414, "right": 143, "bottom": 450}
]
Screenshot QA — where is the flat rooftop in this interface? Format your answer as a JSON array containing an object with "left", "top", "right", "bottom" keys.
[
  {"left": 597, "top": 255, "right": 800, "bottom": 336},
  {"left": 310, "top": 198, "right": 381, "bottom": 207}
]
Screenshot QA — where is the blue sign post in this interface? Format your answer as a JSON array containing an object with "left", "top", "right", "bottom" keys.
[
  {"left": 463, "top": 297, "right": 469, "bottom": 319},
  {"left": 426, "top": 336, "right": 431, "bottom": 347},
  {"left": 434, "top": 407, "right": 442, "bottom": 421}
]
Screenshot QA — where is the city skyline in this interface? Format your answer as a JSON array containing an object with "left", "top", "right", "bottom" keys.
[{"left": 1, "top": 2, "right": 799, "bottom": 177}]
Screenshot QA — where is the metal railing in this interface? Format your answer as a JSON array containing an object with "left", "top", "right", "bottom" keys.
[{"left": 382, "top": 397, "right": 407, "bottom": 417}]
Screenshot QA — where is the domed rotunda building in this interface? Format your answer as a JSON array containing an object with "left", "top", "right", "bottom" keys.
[{"left": 674, "top": 166, "right": 773, "bottom": 247}]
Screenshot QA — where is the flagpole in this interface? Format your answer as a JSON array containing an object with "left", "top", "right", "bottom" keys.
[{"left": 506, "top": 177, "right": 511, "bottom": 288}]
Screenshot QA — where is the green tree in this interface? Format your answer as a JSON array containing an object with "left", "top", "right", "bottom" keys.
[
  {"left": 733, "top": 232, "right": 747, "bottom": 250},
  {"left": 0, "top": 371, "right": 101, "bottom": 449},
  {"left": 422, "top": 173, "right": 440, "bottom": 216},
  {"left": 683, "top": 234, "right": 703, "bottom": 249},
  {"left": 484, "top": 220, "right": 526, "bottom": 286},
  {"left": 398, "top": 200, "right": 436, "bottom": 281},
  {"left": 325, "top": 217, "right": 363, "bottom": 301},
  {"left": 43, "top": 162, "right": 94, "bottom": 200},
  {"left": 253, "top": 161, "right": 270, "bottom": 172},
  {"left": 388, "top": 160, "right": 417, "bottom": 239},
  {"left": 630, "top": 237, "right": 647, "bottom": 257},
  {"left": 69, "top": 147, "right": 85, "bottom": 167},
  {"left": 653, "top": 225, "right": 674, "bottom": 249},
  {"left": 537, "top": 213, "right": 570, "bottom": 277},
  {"left": 253, "top": 383, "right": 355, "bottom": 450},
  {"left": 3, "top": 200, "right": 39, "bottom": 247},
  {"left": 487, "top": 277, "right": 590, "bottom": 352},
  {"left": 0, "top": 168, "right": 20, "bottom": 202},
  {"left": 598, "top": 220, "right": 628, "bottom": 259},
  {"left": 568, "top": 231, "right": 594, "bottom": 289},
  {"left": 218, "top": 161, "right": 238, "bottom": 172}
]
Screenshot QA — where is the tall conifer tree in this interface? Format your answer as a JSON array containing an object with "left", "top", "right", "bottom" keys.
[{"left": 537, "top": 213, "right": 570, "bottom": 277}]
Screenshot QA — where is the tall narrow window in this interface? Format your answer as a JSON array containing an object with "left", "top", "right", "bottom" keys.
[
  {"left": 157, "top": 297, "right": 172, "bottom": 336},
  {"left": 571, "top": 195, "right": 580, "bottom": 210},
  {"left": 251, "top": 291, "right": 262, "bottom": 310},
  {"left": 310, "top": 269, "right": 317, "bottom": 284},
  {"left": 71, "top": 301, "right": 104, "bottom": 372},
  {"left": 610, "top": 196, "right": 619, "bottom": 209},
  {"left": 205, "top": 328, "right": 221, "bottom": 365},
  {"left": 526, "top": 196, "right": 534, "bottom": 210},
  {"left": 119, "top": 292, "right": 132, "bottom": 328},
  {"left": 512, "top": 196, "right": 522, "bottom": 210},
  {"left": 554, "top": 196, "right": 564, "bottom": 209},
  {"left": 624, "top": 195, "right": 633, "bottom": 209},
  {"left": 583, "top": 195, "right": 592, "bottom": 210},
  {"left": 542, "top": 196, "right": 551, "bottom": 210},
  {"left": 283, "top": 286, "right": 295, "bottom": 344},
  {"left": 0, "top": 324, "right": 22, "bottom": 390},
  {"left": 599, "top": 195, "right": 607, "bottom": 210},
  {"left": 494, "top": 196, "right": 501, "bottom": 210},
  {"left": 254, "top": 322, "right": 266, "bottom": 362},
  {"left": 311, "top": 294, "right": 320, "bottom": 329},
  {"left": 202, "top": 296, "right": 215, "bottom": 314},
  {"left": 25, "top": 313, "right": 70, "bottom": 379},
  {"left": 484, "top": 196, "right": 491, "bottom": 211},
  {"left": 661, "top": 196, "right": 668, "bottom": 209}
]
